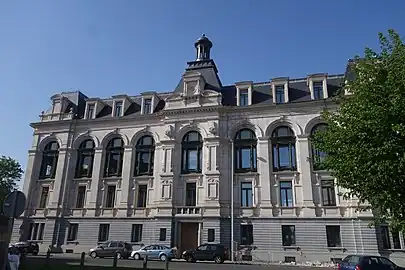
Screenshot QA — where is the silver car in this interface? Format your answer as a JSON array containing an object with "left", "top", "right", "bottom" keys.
[{"left": 131, "top": 244, "right": 175, "bottom": 261}]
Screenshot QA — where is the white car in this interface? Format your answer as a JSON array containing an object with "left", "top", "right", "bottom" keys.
[{"left": 131, "top": 244, "right": 175, "bottom": 261}]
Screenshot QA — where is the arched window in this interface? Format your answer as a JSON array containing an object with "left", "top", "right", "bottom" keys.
[
  {"left": 134, "top": 135, "right": 155, "bottom": 176},
  {"left": 311, "top": 124, "right": 328, "bottom": 170},
  {"left": 104, "top": 137, "right": 124, "bottom": 177},
  {"left": 181, "top": 131, "right": 202, "bottom": 174},
  {"left": 75, "top": 139, "right": 95, "bottom": 178},
  {"left": 234, "top": 129, "right": 257, "bottom": 172},
  {"left": 39, "top": 141, "right": 59, "bottom": 179},
  {"left": 271, "top": 126, "right": 296, "bottom": 171}
]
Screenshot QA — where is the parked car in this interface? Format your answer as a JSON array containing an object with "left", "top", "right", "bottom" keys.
[
  {"left": 182, "top": 243, "right": 228, "bottom": 264},
  {"left": 131, "top": 245, "right": 175, "bottom": 261},
  {"left": 88, "top": 241, "right": 133, "bottom": 259},
  {"left": 339, "top": 255, "right": 405, "bottom": 270},
  {"left": 11, "top": 241, "right": 39, "bottom": 255}
]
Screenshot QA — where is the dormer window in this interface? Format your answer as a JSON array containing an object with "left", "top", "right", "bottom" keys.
[
  {"left": 239, "top": 89, "right": 248, "bottom": 106},
  {"left": 313, "top": 81, "right": 324, "bottom": 100},
  {"left": 275, "top": 85, "right": 285, "bottom": 104},
  {"left": 235, "top": 81, "right": 253, "bottom": 106},
  {"left": 86, "top": 104, "right": 95, "bottom": 119},
  {"left": 308, "top": 74, "right": 328, "bottom": 100},
  {"left": 114, "top": 101, "right": 123, "bottom": 117},
  {"left": 143, "top": 98, "right": 152, "bottom": 114}
]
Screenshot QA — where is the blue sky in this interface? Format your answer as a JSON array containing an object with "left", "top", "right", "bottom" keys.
[{"left": 0, "top": 0, "right": 404, "bottom": 187}]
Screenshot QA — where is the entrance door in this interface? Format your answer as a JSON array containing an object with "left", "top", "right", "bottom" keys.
[{"left": 180, "top": 222, "right": 199, "bottom": 253}]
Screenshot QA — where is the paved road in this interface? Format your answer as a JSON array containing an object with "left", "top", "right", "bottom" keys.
[{"left": 26, "top": 253, "right": 335, "bottom": 270}]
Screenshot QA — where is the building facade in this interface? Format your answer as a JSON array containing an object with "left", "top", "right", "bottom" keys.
[{"left": 12, "top": 35, "right": 405, "bottom": 264}]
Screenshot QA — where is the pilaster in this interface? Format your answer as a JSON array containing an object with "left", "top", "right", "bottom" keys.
[
  {"left": 296, "top": 135, "right": 314, "bottom": 206},
  {"left": 119, "top": 146, "right": 133, "bottom": 208},
  {"left": 88, "top": 147, "right": 104, "bottom": 209},
  {"left": 257, "top": 137, "right": 272, "bottom": 208},
  {"left": 24, "top": 150, "right": 41, "bottom": 211},
  {"left": 49, "top": 148, "right": 68, "bottom": 208}
]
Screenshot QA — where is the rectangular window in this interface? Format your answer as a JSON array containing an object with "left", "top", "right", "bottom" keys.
[
  {"left": 185, "top": 182, "right": 196, "bottom": 206},
  {"left": 105, "top": 185, "right": 116, "bottom": 208},
  {"left": 240, "top": 224, "right": 253, "bottom": 245},
  {"left": 326, "top": 225, "right": 341, "bottom": 247},
  {"left": 28, "top": 223, "right": 45, "bottom": 241},
  {"left": 75, "top": 186, "right": 86, "bottom": 208},
  {"left": 282, "top": 225, "right": 296, "bottom": 246},
  {"left": 239, "top": 89, "right": 248, "bottom": 106},
  {"left": 392, "top": 230, "right": 401, "bottom": 249},
  {"left": 280, "top": 181, "right": 293, "bottom": 207},
  {"left": 208, "top": 229, "right": 215, "bottom": 242},
  {"left": 159, "top": 228, "right": 166, "bottom": 241},
  {"left": 381, "top": 226, "right": 391, "bottom": 249},
  {"left": 313, "top": 81, "right": 324, "bottom": 100},
  {"left": 39, "top": 186, "right": 49, "bottom": 209},
  {"left": 114, "top": 101, "right": 123, "bottom": 117},
  {"left": 137, "top": 184, "right": 148, "bottom": 208},
  {"left": 86, "top": 104, "right": 95, "bottom": 119},
  {"left": 241, "top": 182, "right": 253, "bottom": 207},
  {"left": 98, "top": 224, "right": 110, "bottom": 242},
  {"left": 275, "top": 85, "right": 285, "bottom": 104},
  {"left": 131, "top": 224, "right": 143, "bottom": 242},
  {"left": 67, "top": 224, "right": 79, "bottom": 242},
  {"left": 143, "top": 98, "right": 152, "bottom": 114},
  {"left": 321, "top": 180, "right": 336, "bottom": 206}
]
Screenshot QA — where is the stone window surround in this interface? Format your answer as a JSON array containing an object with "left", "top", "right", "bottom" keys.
[
  {"left": 307, "top": 74, "right": 328, "bottom": 100},
  {"left": 132, "top": 177, "right": 152, "bottom": 208},
  {"left": 140, "top": 92, "right": 159, "bottom": 115},
  {"left": 235, "top": 81, "right": 253, "bottom": 106},
  {"left": 271, "top": 77, "right": 289, "bottom": 104},
  {"left": 273, "top": 172, "right": 298, "bottom": 208},
  {"left": 84, "top": 98, "right": 105, "bottom": 120},
  {"left": 111, "top": 95, "right": 132, "bottom": 117},
  {"left": 314, "top": 173, "right": 340, "bottom": 207}
]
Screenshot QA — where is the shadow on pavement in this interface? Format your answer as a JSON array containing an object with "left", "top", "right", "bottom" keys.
[{"left": 22, "top": 255, "right": 165, "bottom": 270}]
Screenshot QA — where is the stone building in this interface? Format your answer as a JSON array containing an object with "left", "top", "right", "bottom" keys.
[{"left": 12, "top": 35, "right": 405, "bottom": 263}]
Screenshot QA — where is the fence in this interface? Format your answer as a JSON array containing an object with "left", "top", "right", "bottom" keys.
[{"left": 18, "top": 250, "right": 169, "bottom": 270}]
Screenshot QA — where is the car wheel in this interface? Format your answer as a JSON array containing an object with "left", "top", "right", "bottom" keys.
[
  {"left": 134, "top": 253, "right": 141, "bottom": 260},
  {"left": 160, "top": 254, "right": 167, "bottom": 262},
  {"left": 214, "top": 256, "right": 223, "bottom": 264},
  {"left": 89, "top": 251, "right": 97, "bottom": 258},
  {"left": 115, "top": 252, "right": 122, "bottom": 259}
]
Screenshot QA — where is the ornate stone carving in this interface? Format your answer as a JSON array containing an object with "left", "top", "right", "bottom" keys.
[
  {"left": 209, "top": 122, "right": 218, "bottom": 136},
  {"left": 113, "top": 128, "right": 120, "bottom": 134},
  {"left": 164, "top": 125, "right": 175, "bottom": 139},
  {"left": 141, "top": 125, "right": 150, "bottom": 133}
]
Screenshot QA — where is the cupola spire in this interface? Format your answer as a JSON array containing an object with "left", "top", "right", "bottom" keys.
[{"left": 194, "top": 34, "right": 213, "bottom": 61}]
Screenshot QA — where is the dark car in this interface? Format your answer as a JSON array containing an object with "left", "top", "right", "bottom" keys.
[
  {"left": 89, "top": 241, "right": 133, "bottom": 259},
  {"left": 339, "top": 255, "right": 405, "bottom": 270},
  {"left": 182, "top": 244, "right": 228, "bottom": 264},
  {"left": 12, "top": 241, "right": 39, "bottom": 255}
]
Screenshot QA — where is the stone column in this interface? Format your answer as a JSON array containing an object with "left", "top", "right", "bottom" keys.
[
  {"left": 119, "top": 146, "right": 133, "bottom": 208},
  {"left": 49, "top": 148, "right": 68, "bottom": 209},
  {"left": 23, "top": 150, "right": 42, "bottom": 211},
  {"left": 88, "top": 147, "right": 104, "bottom": 209},
  {"left": 257, "top": 137, "right": 272, "bottom": 208},
  {"left": 296, "top": 135, "right": 314, "bottom": 206}
]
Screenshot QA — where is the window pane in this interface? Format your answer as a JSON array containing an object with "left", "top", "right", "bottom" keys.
[
  {"left": 239, "top": 129, "right": 253, "bottom": 140},
  {"left": 141, "top": 136, "right": 153, "bottom": 145},
  {"left": 241, "top": 148, "right": 251, "bottom": 169},
  {"left": 187, "top": 150, "right": 198, "bottom": 170},
  {"left": 187, "top": 132, "right": 199, "bottom": 142},
  {"left": 278, "top": 145, "right": 290, "bottom": 167}
]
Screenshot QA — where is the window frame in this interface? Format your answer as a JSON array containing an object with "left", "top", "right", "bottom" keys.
[
  {"left": 86, "top": 104, "right": 95, "bottom": 119},
  {"left": 114, "top": 101, "right": 123, "bottom": 117},
  {"left": 136, "top": 184, "right": 148, "bottom": 208},
  {"left": 313, "top": 81, "right": 324, "bottom": 100},
  {"left": 275, "top": 85, "right": 285, "bottom": 104},
  {"left": 131, "top": 224, "right": 143, "bottom": 243},
  {"left": 271, "top": 126, "right": 297, "bottom": 171},
  {"left": 105, "top": 185, "right": 116, "bottom": 208},
  {"left": 75, "top": 140, "right": 95, "bottom": 178},
  {"left": 321, "top": 180, "right": 336, "bottom": 206},
  {"left": 208, "top": 229, "right": 215, "bottom": 242},
  {"left": 234, "top": 129, "right": 257, "bottom": 173},
  {"left": 39, "top": 186, "right": 50, "bottom": 209},
  {"left": 240, "top": 182, "right": 253, "bottom": 207},
  {"left": 67, "top": 223, "right": 79, "bottom": 242},
  {"left": 279, "top": 181, "right": 293, "bottom": 207},
  {"left": 39, "top": 141, "right": 59, "bottom": 179},
  {"left": 380, "top": 225, "right": 391, "bottom": 249},
  {"left": 240, "top": 224, "right": 253, "bottom": 246},
  {"left": 181, "top": 131, "right": 203, "bottom": 174},
  {"left": 159, "top": 228, "right": 167, "bottom": 241},
  {"left": 98, "top": 224, "right": 110, "bottom": 242},
  {"left": 282, "top": 225, "right": 296, "bottom": 246},
  {"left": 143, "top": 98, "right": 152, "bottom": 114},
  {"left": 311, "top": 124, "right": 328, "bottom": 171},
  {"left": 326, "top": 225, "right": 342, "bottom": 248},
  {"left": 28, "top": 223, "right": 45, "bottom": 241},
  {"left": 185, "top": 182, "right": 197, "bottom": 206},
  {"left": 75, "top": 185, "right": 87, "bottom": 208},
  {"left": 134, "top": 136, "right": 155, "bottom": 176},
  {"left": 104, "top": 138, "right": 124, "bottom": 177},
  {"left": 239, "top": 89, "right": 249, "bottom": 106}
]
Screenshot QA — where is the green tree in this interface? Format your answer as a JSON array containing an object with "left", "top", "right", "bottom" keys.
[
  {"left": 313, "top": 29, "right": 405, "bottom": 230},
  {"left": 0, "top": 156, "right": 23, "bottom": 209}
]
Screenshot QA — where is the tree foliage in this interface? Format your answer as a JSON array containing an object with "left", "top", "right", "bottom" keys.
[
  {"left": 0, "top": 156, "right": 23, "bottom": 209},
  {"left": 313, "top": 29, "right": 405, "bottom": 230}
]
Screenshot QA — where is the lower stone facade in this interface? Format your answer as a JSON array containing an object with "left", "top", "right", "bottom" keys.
[{"left": 11, "top": 217, "right": 405, "bottom": 265}]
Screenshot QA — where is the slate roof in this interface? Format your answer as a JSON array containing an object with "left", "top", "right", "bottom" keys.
[{"left": 44, "top": 36, "right": 353, "bottom": 120}]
